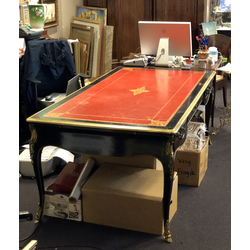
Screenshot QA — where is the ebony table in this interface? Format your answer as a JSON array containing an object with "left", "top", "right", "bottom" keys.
[{"left": 27, "top": 66, "right": 216, "bottom": 243}]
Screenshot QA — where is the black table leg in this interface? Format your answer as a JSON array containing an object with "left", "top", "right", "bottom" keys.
[
  {"left": 205, "top": 82, "right": 215, "bottom": 131},
  {"left": 160, "top": 139, "right": 175, "bottom": 243},
  {"left": 29, "top": 124, "right": 45, "bottom": 223},
  {"left": 209, "top": 76, "right": 216, "bottom": 128}
]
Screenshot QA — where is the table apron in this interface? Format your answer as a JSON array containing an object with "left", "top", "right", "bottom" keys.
[{"left": 33, "top": 124, "right": 175, "bottom": 160}]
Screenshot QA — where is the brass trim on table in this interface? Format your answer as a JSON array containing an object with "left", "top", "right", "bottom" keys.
[
  {"left": 27, "top": 70, "right": 216, "bottom": 135},
  {"left": 173, "top": 70, "right": 216, "bottom": 133}
]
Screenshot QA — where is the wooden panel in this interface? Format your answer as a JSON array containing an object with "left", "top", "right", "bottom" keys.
[
  {"left": 155, "top": 0, "right": 197, "bottom": 21},
  {"left": 106, "top": 0, "right": 119, "bottom": 60},
  {"left": 84, "top": 0, "right": 152, "bottom": 61},
  {"left": 83, "top": 0, "right": 107, "bottom": 8},
  {"left": 83, "top": 0, "right": 205, "bottom": 60},
  {"left": 110, "top": 0, "right": 152, "bottom": 60},
  {"left": 155, "top": 0, "right": 204, "bottom": 53},
  {"left": 117, "top": 0, "right": 145, "bottom": 60}
]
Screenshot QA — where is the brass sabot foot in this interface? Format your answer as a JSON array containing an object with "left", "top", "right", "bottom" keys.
[
  {"left": 34, "top": 206, "right": 42, "bottom": 224},
  {"left": 164, "top": 220, "right": 172, "bottom": 243}
]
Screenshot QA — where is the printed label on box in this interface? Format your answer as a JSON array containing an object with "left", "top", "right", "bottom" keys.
[
  {"left": 44, "top": 194, "right": 82, "bottom": 221},
  {"left": 174, "top": 137, "right": 209, "bottom": 186}
]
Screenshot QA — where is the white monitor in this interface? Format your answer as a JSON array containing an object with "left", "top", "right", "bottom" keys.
[{"left": 138, "top": 21, "right": 192, "bottom": 66}]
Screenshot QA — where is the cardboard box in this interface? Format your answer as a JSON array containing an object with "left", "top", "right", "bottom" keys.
[
  {"left": 81, "top": 163, "right": 177, "bottom": 235},
  {"left": 81, "top": 154, "right": 162, "bottom": 170},
  {"left": 44, "top": 162, "right": 85, "bottom": 221},
  {"left": 174, "top": 136, "right": 209, "bottom": 186}
]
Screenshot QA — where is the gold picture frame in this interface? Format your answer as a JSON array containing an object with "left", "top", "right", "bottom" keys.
[
  {"left": 72, "top": 17, "right": 104, "bottom": 77},
  {"left": 76, "top": 6, "right": 107, "bottom": 25},
  {"left": 70, "top": 22, "right": 94, "bottom": 76},
  {"left": 41, "top": 0, "right": 59, "bottom": 29}
]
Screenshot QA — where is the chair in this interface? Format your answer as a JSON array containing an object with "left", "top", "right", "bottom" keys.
[
  {"left": 207, "top": 34, "right": 231, "bottom": 127},
  {"left": 19, "top": 39, "right": 90, "bottom": 144}
]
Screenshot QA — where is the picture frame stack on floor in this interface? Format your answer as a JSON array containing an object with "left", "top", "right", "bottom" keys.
[{"left": 69, "top": 6, "right": 113, "bottom": 77}]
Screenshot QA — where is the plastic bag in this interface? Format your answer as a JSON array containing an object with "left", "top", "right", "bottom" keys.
[
  {"left": 187, "top": 122, "right": 206, "bottom": 140},
  {"left": 179, "top": 122, "right": 207, "bottom": 151}
]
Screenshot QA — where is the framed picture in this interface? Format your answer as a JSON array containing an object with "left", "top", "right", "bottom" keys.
[
  {"left": 76, "top": 6, "right": 107, "bottom": 25},
  {"left": 201, "top": 22, "right": 217, "bottom": 36},
  {"left": 41, "top": 0, "right": 59, "bottom": 29},
  {"left": 70, "top": 23, "right": 94, "bottom": 76},
  {"left": 72, "top": 17, "right": 104, "bottom": 77},
  {"left": 20, "top": 4, "right": 30, "bottom": 26}
]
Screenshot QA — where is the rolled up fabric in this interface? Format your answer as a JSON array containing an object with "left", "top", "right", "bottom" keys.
[{"left": 69, "top": 158, "right": 95, "bottom": 204}]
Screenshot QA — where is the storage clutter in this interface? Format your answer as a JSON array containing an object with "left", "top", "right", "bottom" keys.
[
  {"left": 43, "top": 121, "right": 209, "bottom": 233},
  {"left": 43, "top": 160, "right": 178, "bottom": 235},
  {"left": 174, "top": 122, "right": 209, "bottom": 186},
  {"left": 43, "top": 161, "right": 94, "bottom": 222}
]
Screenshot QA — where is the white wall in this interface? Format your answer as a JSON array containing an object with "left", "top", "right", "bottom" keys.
[{"left": 47, "top": 0, "right": 83, "bottom": 39}]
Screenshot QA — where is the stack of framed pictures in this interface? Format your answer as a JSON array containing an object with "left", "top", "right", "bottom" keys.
[{"left": 70, "top": 6, "right": 114, "bottom": 77}]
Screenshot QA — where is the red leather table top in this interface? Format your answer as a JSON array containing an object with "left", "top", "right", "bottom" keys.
[{"left": 43, "top": 68, "right": 205, "bottom": 127}]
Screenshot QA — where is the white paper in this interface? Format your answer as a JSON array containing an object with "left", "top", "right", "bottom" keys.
[
  {"left": 21, "top": 146, "right": 74, "bottom": 162},
  {"left": 19, "top": 38, "right": 26, "bottom": 51},
  {"left": 217, "top": 63, "right": 231, "bottom": 73},
  {"left": 53, "top": 148, "right": 74, "bottom": 163},
  {"left": 22, "top": 146, "right": 57, "bottom": 160},
  {"left": 67, "top": 39, "right": 79, "bottom": 53},
  {"left": 67, "top": 39, "right": 79, "bottom": 43},
  {"left": 198, "top": 105, "right": 205, "bottom": 112}
]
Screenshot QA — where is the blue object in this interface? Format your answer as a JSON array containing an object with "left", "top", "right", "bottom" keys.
[
  {"left": 209, "top": 50, "right": 218, "bottom": 56},
  {"left": 202, "top": 37, "right": 209, "bottom": 46}
]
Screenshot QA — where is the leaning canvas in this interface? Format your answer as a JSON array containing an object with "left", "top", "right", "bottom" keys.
[
  {"left": 76, "top": 6, "right": 107, "bottom": 25},
  {"left": 202, "top": 22, "right": 217, "bottom": 36}
]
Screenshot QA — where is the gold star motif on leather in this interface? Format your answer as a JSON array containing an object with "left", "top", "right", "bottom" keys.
[{"left": 129, "top": 86, "right": 149, "bottom": 96}]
